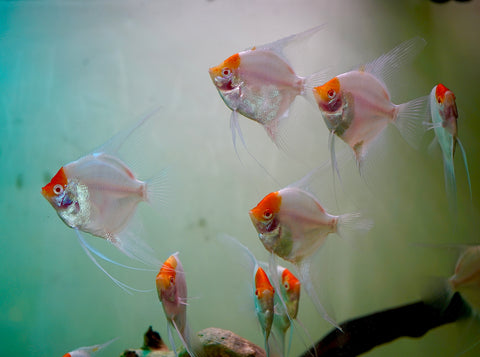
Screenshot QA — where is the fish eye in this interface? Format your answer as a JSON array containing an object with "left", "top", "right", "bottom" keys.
[
  {"left": 263, "top": 209, "right": 273, "bottom": 220},
  {"left": 284, "top": 282, "right": 290, "bottom": 290},
  {"left": 327, "top": 88, "right": 336, "bottom": 99},
  {"left": 170, "top": 276, "right": 175, "bottom": 284},
  {"left": 222, "top": 67, "right": 231, "bottom": 77},
  {"left": 255, "top": 289, "right": 259, "bottom": 296},
  {"left": 53, "top": 184, "right": 64, "bottom": 195}
]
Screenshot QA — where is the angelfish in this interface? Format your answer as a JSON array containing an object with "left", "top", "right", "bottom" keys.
[
  {"left": 62, "top": 337, "right": 117, "bottom": 357},
  {"left": 249, "top": 172, "right": 372, "bottom": 329},
  {"left": 156, "top": 253, "right": 196, "bottom": 357},
  {"left": 312, "top": 37, "right": 428, "bottom": 175},
  {"left": 208, "top": 25, "right": 327, "bottom": 152},
  {"left": 255, "top": 267, "right": 276, "bottom": 357},
  {"left": 428, "top": 83, "right": 471, "bottom": 209},
  {"left": 41, "top": 108, "right": 167, "bottom": 293}
]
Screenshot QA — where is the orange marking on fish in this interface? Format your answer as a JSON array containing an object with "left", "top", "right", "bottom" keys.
[
  {"left": 209, "top": 53, "right": 241, "bottom": 77},
  {"left": 249, "top": 191, "right": 282, "bottom": 221},
  {"left": 282, "top": 268, "right": 300, "bottom": 293},
  {"left": 156, "top": 255, "right": 177, "bottom": 290},
  {"left": 435, "top": 83, "right": 450, "bottom": 104},
  {"left": 255, "top": 267, "right": 274, "bottom": 299},
  {"left": 41, "top": 167, "right": 68, "bottom": 198},
  {"left": 313, "top": 77, "right": 340, "bottom": 103},
  {"left": 62, "top": 354, "right": 72, "bottom": 357}
]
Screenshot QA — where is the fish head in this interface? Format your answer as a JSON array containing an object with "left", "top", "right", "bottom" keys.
[
  {"left": 249, "top": 191, "right": 282, "bottom": 235},
  {"left": 281, "top": 267, "right": 301, "bottom": 318},
  {"left": 156, "top": 254, "right": 178, "bottom": 296},
  {"left": 255, "top": 267, "right": 275, "bottom": 303},
  {"left": 435, "top": 83, "right": 458, "bottom": 137},
  {"left": 313, "top": 77, "right": 342, "bottom": 113},
  {"left": 209, "top": 53, "right": 241, "bottom": 92},
  {"left": 41, "top": 167, "right": 74, "bottom": 209}
]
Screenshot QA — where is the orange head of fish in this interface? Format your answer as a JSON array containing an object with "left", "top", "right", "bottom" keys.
[
  {"left": 62, "top": 354, "right": 72, "bottom": 357},
  {"left": 156, "top": 255, "right": 177, "bottom": 292},
  {"left": 249, "top": 191, "right": 282, "bottom": 235},
  {"left": 435, "top": 83, "right": 458, "bottom": 136},
  {"left": 282, "top": 268, "right": 301, "bottom": 297},
  {"left": 313, "top": 77, "right": 342, "bottom": 112},
  {"left": 208, "top": 53, "right": 241, "bottom": 91},
  {"left": 255, "top": 267, "right": 274, "bottom": 300},
  {"left": 41, "top": 167, "right": 68, "bottom": 199}
]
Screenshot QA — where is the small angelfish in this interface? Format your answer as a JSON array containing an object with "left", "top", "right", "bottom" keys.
[
  {"left": 156, "top": 253, "right": 196, "bottom": 357},
  {"left": 208, "top": 25, "right": 327, "bottom": 151},
  {"left": 41, "top": 108, "right": 167, "bottom": 293},
  {"left": 249, "top": 173, "right": 372, "bottom": 329},
  {"left": 428, "top": 83, "right": 471, "bottom": 209},
  {"left": 312, "top": 37, "right": 428, "bottom": 175},
  {"left": 255, "top": 267, "right": 276, "bottom": 357},
  {"left": 63, "top": 337, "right": 117, "bottom": 357}
]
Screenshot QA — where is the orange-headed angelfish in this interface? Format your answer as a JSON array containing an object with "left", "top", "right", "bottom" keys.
[
  {"left": 41, "top": 108, "right": 168, "bottom": 293},
  {"left": 255, "top": 267, "right": 275, "bottom": 357},
  {"left": 249, "top": 172, "right": 372, "bottom": 330},
  {"left": 428, "top": 83, "right": 471, "bottom": 210},
  {"left": 156, "top": 253, "right": 196, "bottom": 357},
  {"left": 312, "top": 37, "right": 428, "bottom": 176},
  {"left": 62, "top": 337, "right": 117, "bottom": 357},
  {"left": 208, "top": 25, "right": 327, "bottom": 152}
]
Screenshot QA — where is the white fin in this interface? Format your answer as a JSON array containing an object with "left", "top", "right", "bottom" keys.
[
  {"left": 75, "top": 230, "right": 153, "bottom": 294},
  {"left": 256, "top": 24, "right": 326, "bottom": 66},
  {"left": 394, "top": 95, "right": 429, "bottom": 150},
  {"left": 336, "top": 212, "right": 373, "bottom": 240},
  {"left": 364, "top": 37, "right": 427, "bottom": 87},
  {"left": 145, "top": 167, "right": 169, "bottom": 213},
  {"left": 457, "top": 138, "right": 472, "bottom": 201},
  {"left": 218, "top": 234, "right": 258, "bottom": 277},
  {"left": 92, "top": 105, "right": 162, "bottom": 157},
  {"left": 297, "top": 260, "right": 342, "bottom": 331},
  {"left": 171, "top": 319, "right": 197, "bottom": 357},
  {"left": 302, "top": 69, "right": 331, "bottom": 105},
  {"left": 443, "top": 156, "right": 457, "bottom": 213},
  {"left": 166, "top": 321, "right": 178, "bottom": 357}
]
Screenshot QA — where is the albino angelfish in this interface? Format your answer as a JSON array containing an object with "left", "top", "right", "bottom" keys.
[{"left": 62, "top": 337, "right": 117, "bottom": 357}]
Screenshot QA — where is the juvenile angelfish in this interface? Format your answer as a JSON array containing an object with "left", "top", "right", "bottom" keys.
[
  {"left": 312, "top": 37, "right": 428, "bottom": 174},
  {"left": 255, "top": 267, "right": 275, "bottom": 357},
  {"left": 249, "top": 177, "right": 372, "bottom": 329},
  {"left": 156, "top": 253, "right": 196, "bottom": 357},
  {"left": 428, "top": 83, "right": 471, "bottom": 208},
  {"left": 63, "top": 337, "right": 117, "bottom": 357},
  {"left": 41, "top": 109, "right": 167, "bottom": 292},
  {"left": 209, "top": 25, "right": 327, "bottom": 150}
]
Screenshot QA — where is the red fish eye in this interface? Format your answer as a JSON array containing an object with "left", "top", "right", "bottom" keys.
[
  {"left": 255, "top": 289, "right": 259, "bottom": 296},
  {"left": 327, "top": 88, "right": 336, "bottom": 99},
  {"left": 284, "top": 282, "right": 290, "bottom": 290},
  {"left": 170, "top": 276, "right": 174, "bottom": 284},
  {"left": 263, "top": 209, "right": 272, "bottom": 220},
  {"left": 53, "top": 184, "right": 64, "bottom": 195},
  {"left": 222, "top": 68, "right": 231, "bottom": 77}
]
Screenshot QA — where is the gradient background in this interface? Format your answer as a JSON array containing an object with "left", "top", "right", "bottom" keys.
[{"left": 1, "top": 0, "right": 479, "bottom": 356}]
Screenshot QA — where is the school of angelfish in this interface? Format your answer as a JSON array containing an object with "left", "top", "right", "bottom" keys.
[{"left": 42, "top": 26, "right": 476, "bottom": 357}]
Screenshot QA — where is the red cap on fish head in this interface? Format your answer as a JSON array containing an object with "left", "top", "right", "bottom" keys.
[
  {"left": 156, "top": 255, "right": 177, "bottom": 291},
  {"left": 249, "top": 191, "right": 282, "bottom": 223},
  {"left": 313, "top": 77, "right": 341, "bottom": 112},
  {"left": 435, "top": 83, "right": 453, "bottom": 104},
  {"left": 209, "top": 53, "right": 241, "bottom": 78},
  {"left": 255, "top": 267, "right": 274, "bottom": 299},
  {"left": 282, "top": 268, "right": 301, "bottom": 294},
  {"left": 41, "top": 167, "right": 68, "bottom": 199},
  {"left": 62, "top": 354, "right": 72, "bottom": 357}
]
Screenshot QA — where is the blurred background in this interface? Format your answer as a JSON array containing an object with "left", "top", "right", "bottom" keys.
[{"left": 0, "top": 0, "right": 479, "bottom": 356}]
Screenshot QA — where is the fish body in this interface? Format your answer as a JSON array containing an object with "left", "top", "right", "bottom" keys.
[
  {"left": 429, "top": 83, "right": 471, "bottom": 207},
  {"left": 209, "top": 25, "right": 326, "bottom": 148},
  {"left": 42, "top": 154, "right": 146, "bottom": 243},
  {"left": 249, "top": 187, "right": 339, "bottom": 263},
  {"left": 63, "top": 337, "right": 117, "bottom": 357},
  {"left": 449, "top": 246, "right": 480, "bottom": 311},
  {"left": 312, "top": 37, "right": 428, "bottom": 171},
  {"left": 156, "top": 253, "right": 195, "bottom": 357}
]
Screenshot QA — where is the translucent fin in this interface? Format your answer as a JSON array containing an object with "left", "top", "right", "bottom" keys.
[
  {"left": 297, "top": 260, "right": 342, "bottom": 331},
  {"left": 92, "top": 105, "right": 162, "bottom": 156},
  {"left": 336, "top": 212, "right": 374, "bottom": 240},
  {"left": 113, "top": 226, "right": 161, "bottom": 268},
  {"left": 457, "top": 138, "right": 472, "bottom": 201},
  {"left": 75, "top": 230, "right": 152, "bottom": 294},
  {"left": 218, "top": 234, "right": 258, "bottom": 277},
  {"left": 256, "top": 24, "right": 326, "bottom": 65},
  {"left": 394, "top": 95, "right": 429, "bottom": 150},
  {"left": 364, "top": 37, "right": 427, "bottom": 86},
  {"left": 443, "top": 156, "right": 457, "bottom": 213},
  {"left": 167, "top": 321, "right": 178, "bottom": 357},
  {"left": 302, "top": 69, "right": 331, "bottom": 105},
  {"left": 145, "top": 167, "right": 169, "bottom": 213},
  {"left": 171, "top": 319, "right": 197, "bottom": 357}
]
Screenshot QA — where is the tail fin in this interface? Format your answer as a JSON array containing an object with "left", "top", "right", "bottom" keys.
[
  {"left": 394, "top": 95, "right": 429, "bottom": 150},
  {"left": 336, "top": 212, "right": 373, "bottom": 240}
]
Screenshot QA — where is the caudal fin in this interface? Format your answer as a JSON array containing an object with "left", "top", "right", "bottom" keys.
[{"left": 394, "top": 95, "right": 429, "bottom": 150}]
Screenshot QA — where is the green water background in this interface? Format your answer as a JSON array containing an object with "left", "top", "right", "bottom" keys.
[{"left": 1, "top": 0, "right": 479, "bottom": 356}]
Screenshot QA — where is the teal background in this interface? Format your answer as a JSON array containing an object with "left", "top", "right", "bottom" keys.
[{"left": 1, "top": 1, "right": 479, "bottom": 356}]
